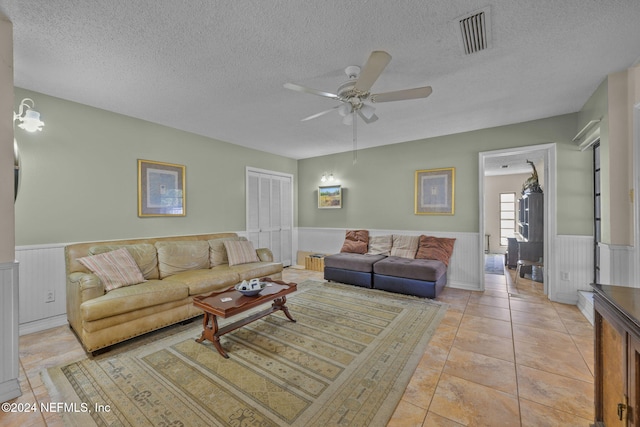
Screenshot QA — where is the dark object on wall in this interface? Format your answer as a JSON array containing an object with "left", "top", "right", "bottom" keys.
[{"left": 14, "top": 139, "right": 20, "bottom": 202}]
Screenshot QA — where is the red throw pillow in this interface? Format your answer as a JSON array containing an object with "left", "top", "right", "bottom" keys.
[
  {"left": 340, "top": 230, "right": 369, "bottom": 254},
  {"left": 415, "top": 235, "right": 456, "bottom": 266}
]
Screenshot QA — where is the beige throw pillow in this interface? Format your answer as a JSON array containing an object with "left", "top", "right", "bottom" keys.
[
  {"left": 89, "top": 244, "right": 158, "bottom": 279},
  {"left": 390, "top": 235, "right": 420, "bottom": 259},
  {"left": 224, "top": 240, "right": 260, "bottom": 266},
  {"left": 78, "top": 247, "right": 146, "bottom": 292},
  {"left": 366, "top": 235, "right": 392, "bottom": 256},
  {"left": 208, "top": 237, "right": 242, "bottom": 266}
]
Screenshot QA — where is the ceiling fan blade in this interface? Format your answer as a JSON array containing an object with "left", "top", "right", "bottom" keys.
[
  {"left": 301, "top": 105, "right": 340, "bottom": 121},
  {"left": 370, "top": 86, "right": 432, "bottom": 103},
  {"left": 283, "top": 83, "right": 339, "bottom": 100},
  {"left": 357, "top": 110, "right": 378, "bottom": 124},
  {"left": 353, "top": 51, "right": 392, "bottom": 93}
]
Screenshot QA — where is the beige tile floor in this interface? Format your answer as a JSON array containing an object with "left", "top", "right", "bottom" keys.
[{"left": 1, "top": 264, "right": 594, "bottom": 426}]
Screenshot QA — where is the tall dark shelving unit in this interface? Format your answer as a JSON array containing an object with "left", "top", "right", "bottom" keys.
[
  {"left": 518, "top": 191, "right": 543, "bottom": 242},
  {"left": 508, "top": 190, "right": 544, "bottom": 279}
]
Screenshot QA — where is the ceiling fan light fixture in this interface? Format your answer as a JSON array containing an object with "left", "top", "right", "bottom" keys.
[
  {"left": 338, "top": 103, "right": 351, "bottom": 117},
  {"left": 342, "top": 113, "right": 353, "bottom": 126},
  {"left": 360, "top": 104, "right": 375, "bottom": 120},
  {"left": 344, "top": 65, "right": 361, "bottom": 79}
]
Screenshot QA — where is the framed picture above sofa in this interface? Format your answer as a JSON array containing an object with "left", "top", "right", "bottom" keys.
[
  {"left": 318, "top": 185, "right": 342, "bottom": 209},
  {"left": 415, "top": 167, "right": 455, "bottom": 215},
  {"left": 138, "top": 159, "right": 186, "bottom": 217}
]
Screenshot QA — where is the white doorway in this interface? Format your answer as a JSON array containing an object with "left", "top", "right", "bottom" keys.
[{"left": 478, "top": 144, "right": 557, "bottom": 295}]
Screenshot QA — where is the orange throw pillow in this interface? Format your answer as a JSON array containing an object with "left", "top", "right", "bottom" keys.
[
  {"left": 340, "top": 230, "right": 369, "bottom": 254},
  {"left": 415, "top": 235, "right": 456, "bottom": 266}
]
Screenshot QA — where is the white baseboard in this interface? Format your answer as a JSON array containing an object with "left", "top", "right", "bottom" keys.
[
  {"left": 0, "top": 379, "right": 21, "bottom": 403},
  {"left": 19, "top": 314, "right": 68, "bottom": 336},
  {"left": 577, "top": 290, "right": 594, "bottom": 325}
]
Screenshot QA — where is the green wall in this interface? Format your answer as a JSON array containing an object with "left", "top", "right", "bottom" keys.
[
  {"left": 14, "top": 88, "right": 298, "bottom": 245},
  {"left": 14, "top": 87, "right": 595, "bottom": 246},
  {"left": 299, "top": 113, "right": 594, "bottom": 236}
]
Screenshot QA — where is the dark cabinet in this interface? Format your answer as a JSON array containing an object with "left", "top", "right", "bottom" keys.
[
  {"left": 518, "top": 191, "right": 543, "bottom": 242},
  {"left": 507, "top": 191, "right": 543, "bottom": 272},
  {"left": 593, "top": 284, "right": 640, "bottom": 426}
]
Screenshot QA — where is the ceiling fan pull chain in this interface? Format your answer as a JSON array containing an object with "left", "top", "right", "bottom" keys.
[{"left": 353, "top": 112, "right": 357, "bottom": 164}]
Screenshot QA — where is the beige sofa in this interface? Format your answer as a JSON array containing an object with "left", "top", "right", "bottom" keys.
[{"left": 65, "top": 232, "right": 283, "bottom": 354}]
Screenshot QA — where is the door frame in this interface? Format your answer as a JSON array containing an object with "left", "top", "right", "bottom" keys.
[{"left": 478, "top": 143, "right": 556, "bottom": 295}]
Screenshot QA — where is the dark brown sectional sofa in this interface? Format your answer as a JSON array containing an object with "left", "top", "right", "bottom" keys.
[{"left": 323, "top": 231, "right": 455, "bottom": 299}]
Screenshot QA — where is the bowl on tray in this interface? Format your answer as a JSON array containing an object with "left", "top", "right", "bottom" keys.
[{"left": 234, "top": 280, "right": 266, "bottom": 297}]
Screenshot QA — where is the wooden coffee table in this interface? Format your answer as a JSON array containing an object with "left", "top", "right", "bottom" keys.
[{"left": 192, "top": 277, "right": 297, "bottom": 358}]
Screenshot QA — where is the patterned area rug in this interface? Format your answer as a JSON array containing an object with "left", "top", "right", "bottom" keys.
[
  {"left": 44, "top": 280, "right": 446, "bottom": 427},
  {"left": 485, "top": 253, "right": 505, "bottom": 275}
]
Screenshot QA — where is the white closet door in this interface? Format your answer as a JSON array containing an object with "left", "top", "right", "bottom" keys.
[{"left": 246, "top": 168, "right": 293, "bottom": 267}]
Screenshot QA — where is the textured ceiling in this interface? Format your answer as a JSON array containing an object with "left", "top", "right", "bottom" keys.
[{"left": 2, "top": 1, "right": 640, "bottom": 166}]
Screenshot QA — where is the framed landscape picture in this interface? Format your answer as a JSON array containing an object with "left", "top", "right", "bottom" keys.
[
  {"left": 415, "top": 167, "right": 455, "bottom": 215},
  {"left": 318, "top": 185, "right": 342, "bottom": 209},
  {"left": 138, "top": 159, "right": 186, "bottom": 217}
]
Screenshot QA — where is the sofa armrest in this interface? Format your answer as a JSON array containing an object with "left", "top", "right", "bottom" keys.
[
  {"left": 66, "top": 272, "right": 106, "bottom": 336},
  {"left": 69, "top": 272, "right": 105, "bottom": 302},
  {"left": 256, "top": 248, "right": 274, "bottom": 262}
]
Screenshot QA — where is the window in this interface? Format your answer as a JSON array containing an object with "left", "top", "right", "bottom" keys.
[{"left": 500, "top": 192, "right": 516, "bottom": 246}]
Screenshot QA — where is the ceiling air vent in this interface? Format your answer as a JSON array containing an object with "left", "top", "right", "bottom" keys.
[{"left": 457, "top": 6, "right": 492, "bottom": 55}]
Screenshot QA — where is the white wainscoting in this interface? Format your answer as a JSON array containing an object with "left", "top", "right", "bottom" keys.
[
  {"left": 0, "top": 261, "right": 21, "bottom": 402},
  {"left": 551, "top": 235, "right": 594, "bottom": 304},
  {"left": 15, "top": 244, "right": 68, "bottom": 335},
  {"left": 608, "top": 244, "right": 635, "bottom": 286},
  {"left": 297, "top": 227, "right": 482, "bottom": 291},
  {"left": 14, "top": 232, "right": 601, "bottom": 335}
]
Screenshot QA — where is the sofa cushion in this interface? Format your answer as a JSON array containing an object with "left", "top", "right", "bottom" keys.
[
  {"left": 226, "top": 261, "right": 283, "bottom": 281},
  {"left": 224, "top": 240, "right": 260, "bottom": 266},
  {"left": 373, "top": 256, "right": 447, "bottom": 282},
  {"left": 80, "top": 280, "right": 189, "bottom": 321},
  {"left": 390, "top": 235, "right": 419, "bottom": 259},
  {"left": 163, "top": 269, "right": 240, "bottom": 295},
  {"left": 155, "top": 241, "right": 210, "bottom": 279},
  {"left": 416, "top": 235, "right": 456, "bottom": 266},
  {"left": 77, "top": 248, "right": 146, "bottom": 292},
  {"left": 89, "top": 243, "right": 159, "bottom": 280},
  {"left": 340, "top": 230, "right": 369, "bottom": 254},
  {"left": 208, "top": 237, "right": 242, "bottom": 266},
  {"left": 324, "top": 253, "right": 386, "bottom": 273},
  {"left": 367, "top": 235, "right": 392, "bottom": 256}
]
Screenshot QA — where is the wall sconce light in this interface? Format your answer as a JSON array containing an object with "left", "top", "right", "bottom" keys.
[
  {"left": 320, "top": 173, "right": 335, "bottom": 183},
  {"left": 14, "top": 98, "right": 44, "bottom": 132}
]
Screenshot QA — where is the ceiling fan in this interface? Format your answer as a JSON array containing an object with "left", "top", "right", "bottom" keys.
[
  {"left": 284, "top": 50, "right": 432, "bottom": 124},
  {"left": 283, "top": 50, "right": 432, "bottom": 162}
]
